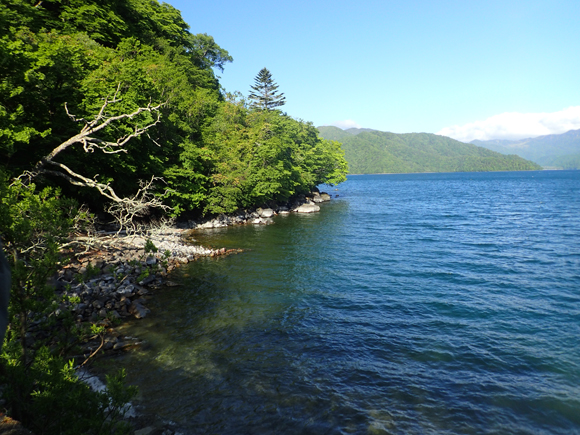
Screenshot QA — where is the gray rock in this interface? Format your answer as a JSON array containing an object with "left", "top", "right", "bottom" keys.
[
  {"left": 113, "top": 341, "right": 127, "bottom": 350},
  {"left": 295, "top": 203, "right": 320, "bottom": 213},
  {"left": 139, "top": 275, "right": 156, "bottom": 286},
  {"left": 130, "top": 302, "right": 150, "bottom": 319},
  {"left": 136, "top": 285, "right": 149, "bottom": 295},
  {"left": 198, "top": 221, "right": 214, "bottom": 229},
  {"left": 117, "top": 286, "right": 134, "bottom": 297},
  {"left": 145, "top": 256, "right": 157, "bottom": 266},
  {"left": 259, "top": 208, "right": 274, "bottom": 218}
]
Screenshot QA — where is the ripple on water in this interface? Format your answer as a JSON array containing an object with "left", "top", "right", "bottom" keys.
[{"left": 107, "top": 171, "right": 580, "bottom": 434}]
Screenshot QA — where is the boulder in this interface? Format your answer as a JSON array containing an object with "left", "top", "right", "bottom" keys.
[
  {"left": 139, "top": 275, "right": 155, "bottom": 286},
  {"left": 295, "top": 203, "right": 320, "bottom": 213},
  {"left": 129, "top": 302, "right": 150, "bottom": 319},
  {"left": 258, "top": 208, "right": 274, "bottom": 218},
  {"left": 197, "top": 221, "right": 214, "bottom": 229},
  {"left": 145, "top": 256, "right": 157, "bottom": 266}
]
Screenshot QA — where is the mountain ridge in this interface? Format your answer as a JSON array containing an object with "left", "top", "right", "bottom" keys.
[
  {"left": 317, "top": 126, "right": 541, "bottom": 174},
  {"left": 470, "top": 129, "right": 580, "bottom": 169}
]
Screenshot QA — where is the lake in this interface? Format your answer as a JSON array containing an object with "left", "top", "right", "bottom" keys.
[{"left": 109, "top": 170, "right": 580, "bottom": 434}]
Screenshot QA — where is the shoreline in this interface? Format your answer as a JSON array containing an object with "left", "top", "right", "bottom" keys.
[{"left": 44, "top": 190, "right": 334, "bottom": 434}]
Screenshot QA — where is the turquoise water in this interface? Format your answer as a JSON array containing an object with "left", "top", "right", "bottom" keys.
[{"left": 114, "top": 170, "right": 580, "bottom": 434}]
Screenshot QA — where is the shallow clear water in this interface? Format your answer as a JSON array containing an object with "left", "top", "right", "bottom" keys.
[{"left": 112, "top": 171, "right": 580, "bottom": 434}]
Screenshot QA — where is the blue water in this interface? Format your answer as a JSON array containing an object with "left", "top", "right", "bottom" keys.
[{"left": 114, "top": 170, "right": 580, "bottom": 434}]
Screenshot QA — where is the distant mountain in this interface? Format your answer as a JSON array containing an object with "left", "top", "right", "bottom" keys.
[
  {"left": 471, "top": 129, "right": 580, "bottom": 169},
  {"left": 344, "top": 128, "right": 376, "bottom": 136},
  {"left": 317, "top": 126, "right": 541, "bottom": 174},
  {"left": 317, "top": 126, "right": 355, "bottom": 142}
]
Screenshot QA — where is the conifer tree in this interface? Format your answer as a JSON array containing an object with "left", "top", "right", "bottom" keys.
[{"left": 249, "top": 68, "right": 286, "bottom": 110}]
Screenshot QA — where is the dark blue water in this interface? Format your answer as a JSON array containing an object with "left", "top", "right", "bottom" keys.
[{"left": 115, "top": 170, "right": 580, "bottom": 434}]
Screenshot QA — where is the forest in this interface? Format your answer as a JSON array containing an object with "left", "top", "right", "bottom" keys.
[
  {"left": 0, "top": 1, "right": 347, "bottom": 432},
  {"left": 318, "top": 126, "right": 542, "bottom": 174},
  {"left": 1, "top": 0, "right": 348, "bottom": 217}
]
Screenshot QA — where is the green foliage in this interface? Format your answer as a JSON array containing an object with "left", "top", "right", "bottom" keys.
[
  {"left": 0, "top": 0, "right": 227, "bottom": 208},
  {"left": 144, "top": 238, "right": 158, "bottom": 253},
  {"left": 318, "top": 127, "right": 542, "bottom": 174},
  {"left": 0, "top": 176, "right": 75, "bottom": 362},
  {"left": 542, "top": 152, "right": 580, "bottom": 170},
  {"left": 0, "top": 174, "right": 136, "bottom": 433},
  {"left": 1, "top": 0, "right": 345, "bottom": 218},
  {"left": 0, "top": 346, "right": 136, "bottom": 435},
  {"left": 189, "top": 33, "right": 233, "bottom": 72},
  {"left": 82, "top": 262, "right": 101, "bottom": 282},
  {"left": 137, "top": 268, "right": 150, "bottom": 283},
  {"left": 196, "top": 101, "right": 347, "bottom": 214}
]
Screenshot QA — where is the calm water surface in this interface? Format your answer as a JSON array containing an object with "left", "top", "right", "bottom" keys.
[{"left": 112, "top": 171, "right": 580, "bottom": 434}]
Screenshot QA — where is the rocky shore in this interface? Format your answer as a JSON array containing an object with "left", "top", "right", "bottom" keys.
[
  {"left": 30, "top": 228, "right": 241, "bottom": 360},
  {"left": 21, "top": 189, "right": 334, "bottom": 434},
  {"left": 37, "top": 189, "right": 333, "bottom": 346},
  {"left": 189, "top": 189, "right": 332, "bottom": 229}
]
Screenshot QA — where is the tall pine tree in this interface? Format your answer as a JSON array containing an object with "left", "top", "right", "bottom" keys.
[{"left": 248, "top": 68, "right": 286, "bottom": 110}]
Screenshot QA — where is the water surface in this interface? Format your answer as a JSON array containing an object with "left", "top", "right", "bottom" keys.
[{"left": 112, "top": 170, "right": 580, "bottom": 434}]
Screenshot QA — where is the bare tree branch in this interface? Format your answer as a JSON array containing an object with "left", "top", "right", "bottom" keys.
[
  {"left": 107, "top": 176, "right": 172, "bottom": 235},
  {"left": 17, "top": 86, "right": 172, "bottom": 233},
  {"left": 31, "top": 84, "right": 165, "bottom": 175}
]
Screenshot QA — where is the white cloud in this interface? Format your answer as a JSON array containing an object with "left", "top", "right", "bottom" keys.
[
  {"left": 437, "top": 106, "right": 580, "bottom": 142},
  {"left": 326, "top": 119, "right": 362, "bottom": 130}
]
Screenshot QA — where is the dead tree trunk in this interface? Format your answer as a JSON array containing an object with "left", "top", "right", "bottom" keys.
[{"left": 18, "top": 84, "right": 171, "bottom": 232}]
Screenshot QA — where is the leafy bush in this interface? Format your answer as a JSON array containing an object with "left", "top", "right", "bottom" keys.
[
  {"left": 0, "top": 346, "right": 136, "bottom": 435},
  {"left": 0, "top": 175, "right": 137, "bottom": 433}
]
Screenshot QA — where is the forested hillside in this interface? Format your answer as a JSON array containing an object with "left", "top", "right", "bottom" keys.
[
  {"left": 318, "top": 126, "right": 541, "bottom": 174},
  {"left": 471, "top": 129, "right": 580, "bottom": 169},
  {"left": 0, "top": 2, "right": 348, "bottom": 431},
  {"left": 0, "top": 0, "right": 347, "bottom": 217}
]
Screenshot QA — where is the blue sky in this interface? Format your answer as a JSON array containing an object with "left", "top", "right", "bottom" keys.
[{"left": 166, "top": 0, "right": 580, "bottom": 142}]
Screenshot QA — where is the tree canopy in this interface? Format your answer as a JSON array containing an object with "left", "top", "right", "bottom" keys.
[
  {"left": 248, "top": 68, "right": 286, "bottom": 111},
  {"left": 0, "top": 0, "right": 346, "bottom": 217}
]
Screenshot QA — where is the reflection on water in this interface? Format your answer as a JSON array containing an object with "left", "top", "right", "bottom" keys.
[{"left": 103, "top": 171, "right": 580, "bottom": 434}]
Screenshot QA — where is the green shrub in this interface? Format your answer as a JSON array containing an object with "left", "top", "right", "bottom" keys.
[{"left": 0, "top": 345, "right": 136, "bottom": 435}]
